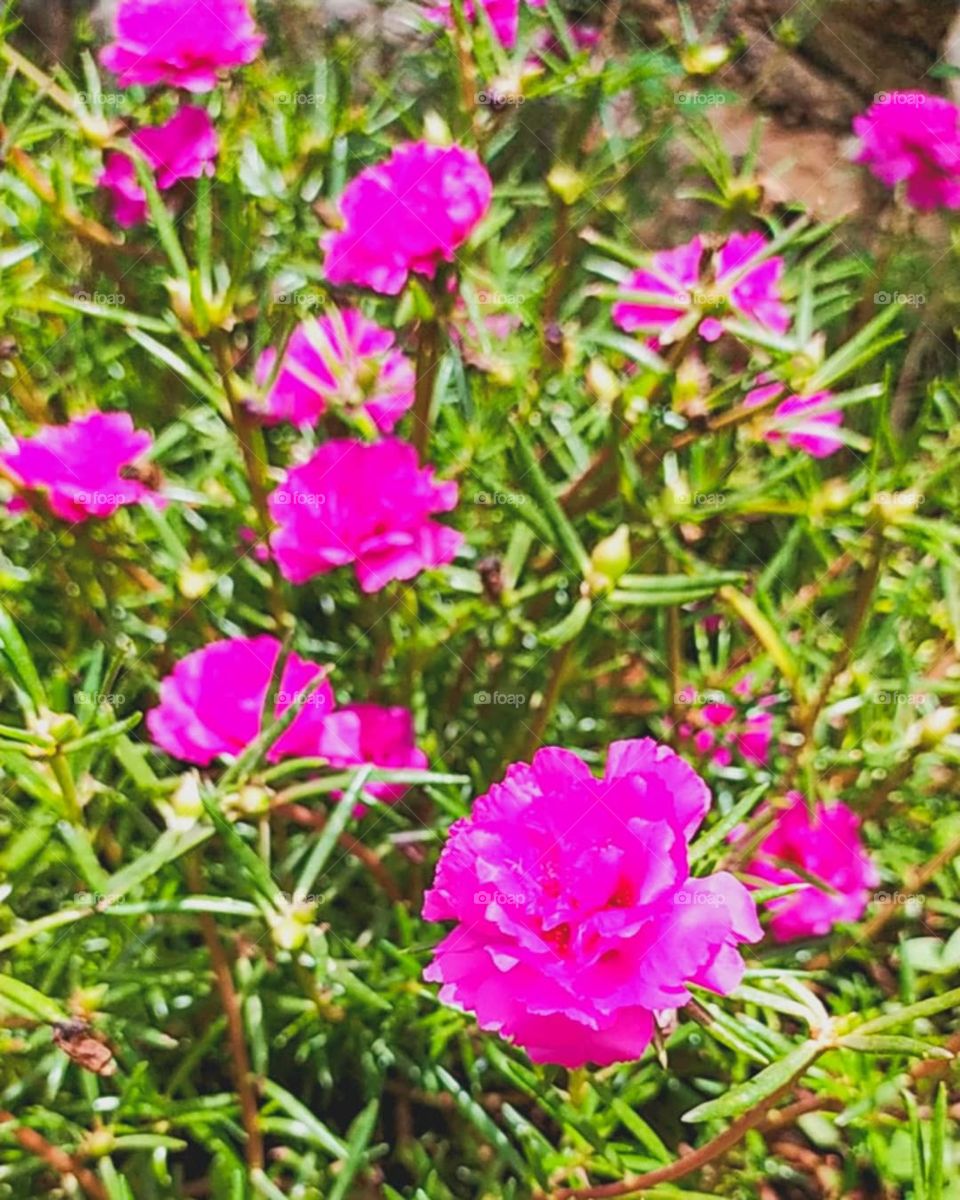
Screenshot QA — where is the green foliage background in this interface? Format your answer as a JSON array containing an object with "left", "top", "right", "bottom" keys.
[{"left": 0, "top": 2, "right": 959, "bottom": 1197}]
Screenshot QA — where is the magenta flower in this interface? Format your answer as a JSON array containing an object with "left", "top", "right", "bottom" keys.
[
  {"left": 528, "top": 20, "right": 600, "bottom": 62},
  {"left": 322, "top": 142, "right": 493, "bottom": 295},
  {"left": 675, "top": 685, "right": 776, "bottom": 770},
  {"left": 100, "top": 107, "right": 219, "bottom": 228},
  {"left": 268, "top": 438, "right": 462, "bottom": 592},
  {"left": 612, "top": 232, "right": 790, "bottom": 346},
  {"left": 99, "top": 154, "right": 149, "bottom": 227},
  {"left": 740, "top": 793, "right": 879, "bottom": 941},
  {"left": 320, "top": 703, "right": 429, "bottom": 805},
  {"left": 428, "top": 0, "right": 546, "bottom": 50},
  {"left": 147, "top": 636, "right": 342, "bottom": 767},
  {"left": 100, "top": 0, "right": 264, "bottom": 92},
  {"left": 254, "top": 309, "right": 415, "bottom": 433},
  {"left": 0, "top": 412, "right": 163, "bottom": 523},
  {"left": 423, "top": 739, "right": 762, "bottom": 1067},
  {"left": 853, "top": 91, "right": 960, "bottom": 211},
  {"left": 745, "top": 381, "right": 844, "bottom": 459}
]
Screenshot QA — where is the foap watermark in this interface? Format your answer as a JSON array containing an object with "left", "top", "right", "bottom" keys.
[
  {"left": 74, "top": 690, "right": 126, "bottom": 707},
  {"left": 675, "top": 91, "right": 727, "bottom": 106},
  {"left": 276, "top": 290, "right": 322, "bottom": 306},
  {"left": 874, "top": 891, "right": 924, "bottom": 906},
  {"left": 276, "top": 689, "right": 332, "bottom": 710},
  {"left": 474, "top": 890, "right": 526, "bottom": 906},
  {"left": 476, "top": 290, "right": 525, "bottom": 306},
  {"left": 78, "top": 92, "right": 126, "bottom": 108},
  {"left": 277, "top": 92, "right": 326, "bottom": 106},
  {"left": 475, "top": 490, "right": 526, "bottom": 506},
  {"left": 875, "top": 91, "right": 926, "bottom": 106},
  {"left": 76, "top": 491, "right": 128, "bottom": 506},
  {"left": 675, "top": 688, "right": 727, "bottom": 706},
  {"left": 875, "top": 489, "right": 925, "bottom": 507},
  {"left": 272, "top": 491, "right": 326, "bottom": 506},
  {"left": 872, "top": 690, "right": 928, "bottom": 705},
  {"left": 74, "top": 891, "right": 124, "bottom": 910},
  {"left": 674, "top": 889, "right": 726, "bottom": 907},
  {"left": 874, "top": 291, "right": 926, "bottom": 307},
  {"left": 74, "top": 291, "right": 126, "bottom": 307},
  {"left": 476, "top": 89, "right": 524, "bottom": 107},
  {"left": 474, "top": 690, "right": 527, "bottom": 708}
]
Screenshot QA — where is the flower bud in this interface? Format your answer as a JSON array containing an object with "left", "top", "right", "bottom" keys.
[
  {"left": 547, "top": 163, "right": 587, "bottom": 206},
  {"left": 585, "top": 359, "right": 621, "bottom": 407},
  {"left": 907, "top": 707, "right": 958, "bottom": 749},
  {"left": 680, "top": 42, "right": 730, "bottom": 76},
  {"left": 423, "top": 110, "right": 453, "bottom": 147},
  {"left": 588, "top": 525, "right": 631, "bottom": 593},
  {"left": 171, "top": 773, "right": 205, "bottom": 821}
]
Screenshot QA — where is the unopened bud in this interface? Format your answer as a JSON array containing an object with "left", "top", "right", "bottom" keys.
[
  {"left": 908, "top": 707, "right": 958, "bottom": 748},
  {"left": 588, "top": 525, "right": 631, "bottom": 593},
  {"left": 423, "top": 109, "right": 452, "bottom": 147},
  {"left": 586, "top": 359, "right": 621, "bottom": 407},
  {"left": 171, "top": 773, "right": 204, "bottom": 821},
  {"left": 680, "top": 42, "right": 730, "bottom": 76},
  {"left": 547, "top": 163, "right": 587, "bottom": 206}
]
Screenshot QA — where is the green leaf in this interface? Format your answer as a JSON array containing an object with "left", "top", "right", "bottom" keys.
[
  {"left": 681, "top": 1039, "right": 823, "bottom": 1123},
  {"left": 294, "top": 765, "right": 373, "bottom": 898},
  {"left": 325, "top": 1099, "right": 380, "bottom": 1200},
  {"left": 853, "top": 986, "right": 960, "bottom": 1036},
  {"left": 839, "top": 1034, "right": 953, "bottom": 1059},
  {"left": 0, "top": 600, "right": 45, "bottom": 714},
  {"left": 510, "top": 420, "right": 591, "bottom": 575},
  {"left": 261, "top": 1080, "right": 349, "bottom": 1159},
  {"left": 101, "top": 824, "right": 214, "bottom": 906},
  {"left": 0, "top": 972, "right": 68, "bottom": 1023}
]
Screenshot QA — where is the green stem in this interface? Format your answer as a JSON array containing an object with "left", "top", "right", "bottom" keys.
[{"left": 51, "top": 752, "right": 81, "bottom": 823}]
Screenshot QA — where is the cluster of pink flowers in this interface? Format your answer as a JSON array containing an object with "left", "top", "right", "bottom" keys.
[
  {"left": 147, "top": 635, "right": 426, "bottom": 800},
  {"left": 267, "top": 438, "right": 462, "bottom": 591},
  {"left": 253, "top": 309, "right": 415, "bottom": 433},
  {"left": 51, "top": 0, "right": 888, "bottom": 1077},
  {"left": 97, "top": 0, "right": 263, "bottom": 228},
  {"left": 674, "top": 681, "right": 776, "bottom": 770},
  {"left": 0, "top": 412, "right": 164, "bottom": 523},
  {"left": 738, "top": 794, "right": 879, "bottom": 941},
  {"left": 100, "top": 0, "right": 264, "bottom": 92},
  {"left": 100, "top": 106, "right": 219, "bottom": 228},
  {"left": 428, "top": 0, "right": 545, "bottom": 50},
  {"left": 744, "top": 380, "right": 844, "bottom": 459},
  {"left": 853, "top": 91, "right": 960, "bottom": 211},
  {"left": 612, "top": 232, "right": 790, "bottom": 347},
  {"left": 423, "top": 739, "right": 763, "bottom": 1067},
  {"left": 322, "top": 142, "right": 492, "bottom": 295}
]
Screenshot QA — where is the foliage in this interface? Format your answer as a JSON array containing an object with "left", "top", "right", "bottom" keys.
[{"left": 0, "top": 2, "right": 959, "bottom": 1198}]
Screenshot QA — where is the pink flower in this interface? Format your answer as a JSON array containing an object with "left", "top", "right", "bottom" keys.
[
  {"left": 147, "top": 636, "right": 340, "bottom": 767},
  {"left": 100, "top": 0, "right": 264, "bottom": 92},
  {"left": 422, "top": 739, "right": 762, "bottom": 1067},
  {"left": 322, "top": 142, "right": 493, "bottom": 295},
  {"left": 676, "top": 687, "right": 776, "bottom": 770},
  {"left": 98, "top": 153, "right": 149, "bottom": 227},
  {"left": 0, "top": 412, "right": 163, "bottom": 523},
  {"left": 853, "top": 91, "right": 960, "bottom": 211},
  {"left": 253, "top": 309, "right": 415, "bottom": 433},
  {"left": 745, "top": 381, "right": 844, "bottom": 459},
  {"left": 99, "top": 107, "right": 219, "bottom": 228},
  {"left": 740, "top": 794, "right": 879, "bottom": 941},
  {"left": 528, "top": 20, "right": 600, "bottom": 62},
  {"left": 428, "top": 0, "right": 546, "bottom": 49},
  {"left": 320, "top": 703, "right": 429, "bottom": 804},
  {"left": 612, "top": 232, "right": 790, "bottom": 346},
  {"left": 268, "top": 438, "right": 462, "bottom": 592}
]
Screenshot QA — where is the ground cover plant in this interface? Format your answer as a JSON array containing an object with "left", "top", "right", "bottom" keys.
[{"left": 1, "top": 0, "right": 960, "bottom": 1196}]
